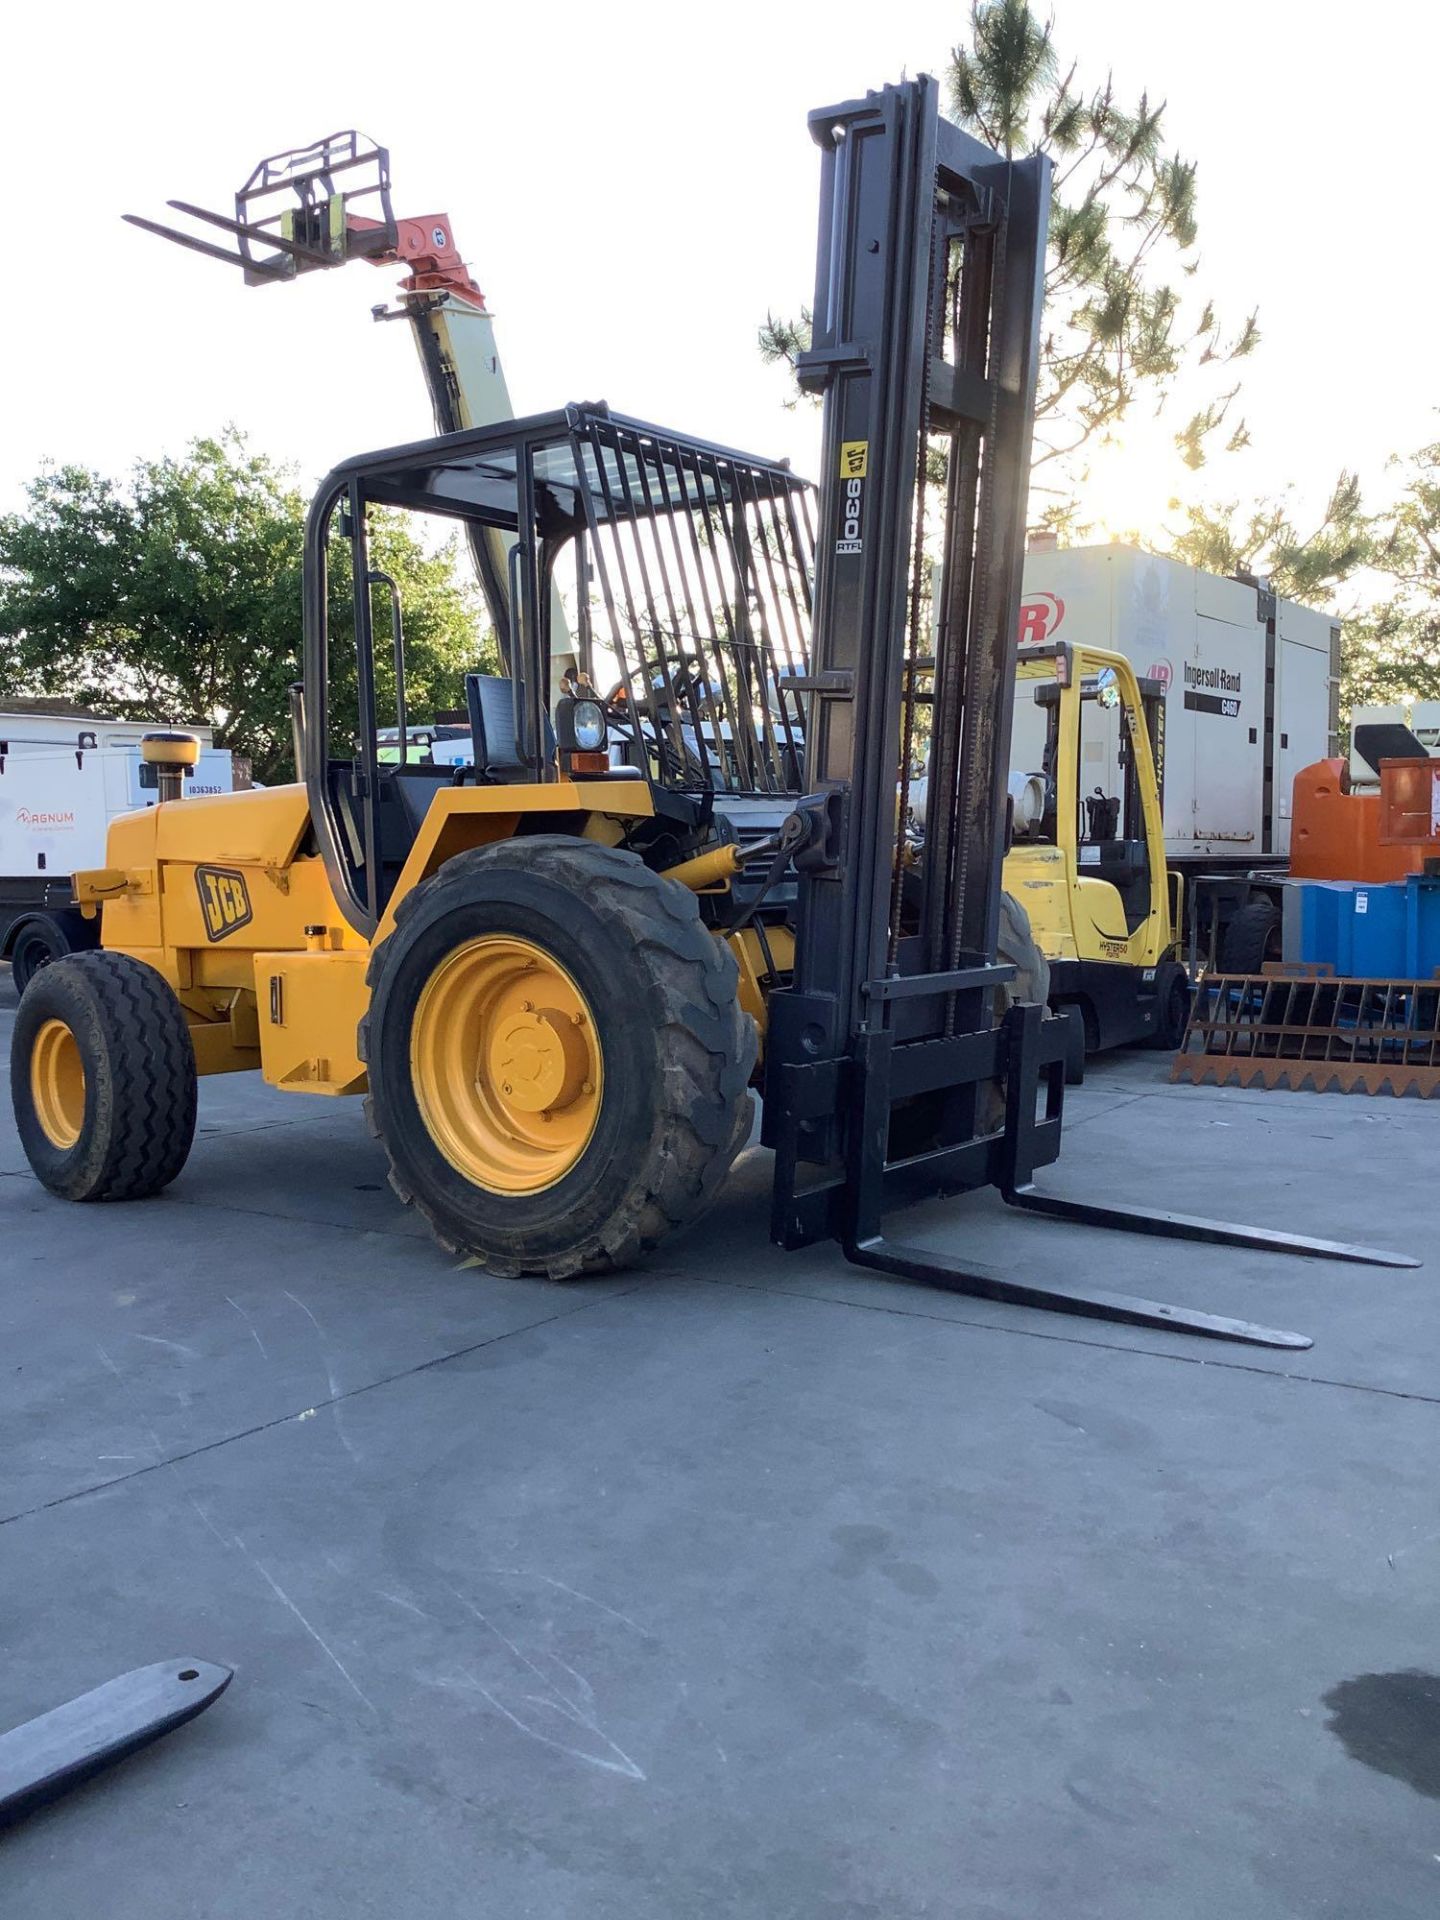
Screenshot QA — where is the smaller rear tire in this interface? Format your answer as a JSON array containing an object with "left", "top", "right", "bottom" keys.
[
  {"left": 1055, "top": 1004, "right": 1087, "bottom": 1084},
  {"left": 11, "top": 952, "right": 197, "bottom": 1201},
  {"left": 1147, "top": 967, "right": 1192, "bottom": 1050}
]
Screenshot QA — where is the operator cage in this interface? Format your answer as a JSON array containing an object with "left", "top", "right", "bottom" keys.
[{"left": 306, "top": 403, "right": 820, "bottom": 810}]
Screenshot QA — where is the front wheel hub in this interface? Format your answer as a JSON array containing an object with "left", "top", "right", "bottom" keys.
[
  {"left": 30, "top": 1017, "right": 86, "bottom": 1150},
  {"left": 488, "top": 1007, "right": 591, "bottom": 1115},
  {"left": 410, "top": 935, "right": 603, "bottom": 1194}
]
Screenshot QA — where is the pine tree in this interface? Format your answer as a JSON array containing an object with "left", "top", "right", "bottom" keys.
[{"left": 759, "top": 0, "right": 1257, "bottom": 523}]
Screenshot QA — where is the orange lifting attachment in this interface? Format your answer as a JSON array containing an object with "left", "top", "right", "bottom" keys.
[
  {"left": 124, "top": 131, "right": 482, "bottom": 302},
  {"left": 124, "top": 132, "right": 531, "bottom": 659}
]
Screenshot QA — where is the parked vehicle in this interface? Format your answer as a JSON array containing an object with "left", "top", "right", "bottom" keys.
[
  {"left": 0, "top": 703, "right": 233, "bottom": 990},
  {"left": 1014, "top": 544, "right": 1339, "bottom": 978}
]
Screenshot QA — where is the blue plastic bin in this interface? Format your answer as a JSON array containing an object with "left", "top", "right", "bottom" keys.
[{"left": 1294, "top": 876, "right": 1440, "bottom": 977}]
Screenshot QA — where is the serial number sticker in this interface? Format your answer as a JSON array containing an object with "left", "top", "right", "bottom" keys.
[{"left": 839, "top": 440, "right": 868, "bottom": 478}]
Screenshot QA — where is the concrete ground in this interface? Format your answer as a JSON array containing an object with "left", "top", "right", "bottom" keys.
[{"left": 2, "top": 965, "right": 1437, "bottom": 1918}]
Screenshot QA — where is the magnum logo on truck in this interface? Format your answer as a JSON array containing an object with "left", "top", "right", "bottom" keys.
[
  {"left": 1182, "top": 661, "right": 1242, "bottom": 719},
  {"left": 196, "top": 866, "right": 253, "bottom": 941},
  {"left": 15, "top": 807, "right": 76, "bottom": 830}
]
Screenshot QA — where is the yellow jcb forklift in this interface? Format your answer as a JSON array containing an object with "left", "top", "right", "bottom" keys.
[{"left": 9, "top": 81, "right": 1410, "bottom": 1347}]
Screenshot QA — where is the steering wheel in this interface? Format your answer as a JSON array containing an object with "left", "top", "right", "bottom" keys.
[{"left": 606, "top": 656, "right": 704, "bottom": 713}]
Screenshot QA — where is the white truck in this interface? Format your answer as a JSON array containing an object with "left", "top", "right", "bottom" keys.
[
  {"left": 1011, "top": 543, "right": 1340, "bottom": 972},
  {"left": 0, "top": 704, "right": 234, "bottom": 990},
  {"left": 1015, "top": 543, "right": 1340, "bottom": 861}
]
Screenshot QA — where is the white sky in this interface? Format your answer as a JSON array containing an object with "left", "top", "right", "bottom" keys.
[{"left": 6, "top": 0, "right": 1439, "bottom": 556}]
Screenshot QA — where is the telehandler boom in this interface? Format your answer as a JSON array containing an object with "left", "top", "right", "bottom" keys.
[
  {"left": 125, "top": 129, "right": 568, "bottom": 676},
  {"left": 13, "top": 80, "right": 1412, "bottom": 1349}
]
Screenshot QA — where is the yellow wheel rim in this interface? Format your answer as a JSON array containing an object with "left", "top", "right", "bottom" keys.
[
  {"left": 410, "top": 935, "right": 603, "bottom": 1195},
  {"left": 30, "top": 1018, "right": 86, "bottom": 1150}
]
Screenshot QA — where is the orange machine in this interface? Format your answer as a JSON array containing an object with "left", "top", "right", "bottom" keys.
[
  {"left": 1289, "top": 757, "right": 1439, "bottom": 883},
  {"left": 1177, "top": 754, "right": 1440, "bottom": 1097}
]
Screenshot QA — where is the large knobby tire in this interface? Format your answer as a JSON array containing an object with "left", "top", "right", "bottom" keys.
[
  {"left": 997, "top": 889, "right": 1051, "bottom": 1009},
  {"left": 979, "top": 891, "right": 1054, "bottom": 1129},
  {"left": 360, "top": 836, "right": 756, "bottom": 1279},
  {"left": 11, "top": 952, "right": 198, "bottom": 1201}
]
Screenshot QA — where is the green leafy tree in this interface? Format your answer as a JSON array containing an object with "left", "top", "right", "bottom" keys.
[
  {"left": 0, "top": 431, "right": 492, "bottom": 782},
  {"left": 1164, "top": 472, "right": 1370, "bottom": 604},
  {"left": 760, "top": 0, "right": 1257, "bottom": 515},
  {"left": 1372, "top": 435, "right": 1440, "bottom": 607},
  {"left": 1342, "top": 435, "right": 1440, "bottom": 713},
  {"left": 1160, "top": 436, "right": 1440, "bottom": 726}
]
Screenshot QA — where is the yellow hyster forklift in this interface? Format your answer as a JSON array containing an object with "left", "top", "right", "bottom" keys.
[
  {"left": 11, "top": 81, "right": 1409, "bottom": 1347},
  {"left": 1004, "top": 641, "right": 1190, "bottom": 1072}
]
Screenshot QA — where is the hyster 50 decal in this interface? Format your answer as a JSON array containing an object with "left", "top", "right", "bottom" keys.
[
  {"left": 196, "top": 866, "right": 253, "bottom": 941},
  {"left": 836, "top": 440, "right": 867, "bottom": 553}
]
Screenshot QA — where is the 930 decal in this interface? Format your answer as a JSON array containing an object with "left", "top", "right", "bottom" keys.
[{"left": 836, "top": 440, "right": 867, "bottom": 554}]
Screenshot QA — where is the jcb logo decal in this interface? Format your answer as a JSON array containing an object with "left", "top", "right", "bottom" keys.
[
  {"left": 836, "top": 441, "right": 868, "bottom": 555},
  {"left": 196, "top": 866, "right": 253, "bottom": 941}
]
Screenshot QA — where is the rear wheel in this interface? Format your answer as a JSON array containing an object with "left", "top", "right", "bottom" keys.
[
  {"left": 361, "top": 836, "right": 756, "bottom": 1278},
  {"left": 10, "top": 913, "right": 91, "bottom": 995},
  {"left": 1147, "top": 966, "right": 1192, "bottom": 1050},
  {"left": 1054, "top": 1004, "right": 1088, "bottom": 1084},
  {"left": 11, "top": 952, "right": 197, "bottom": 1200}
]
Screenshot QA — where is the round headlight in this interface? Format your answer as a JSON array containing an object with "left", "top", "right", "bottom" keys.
[{"left": 572, "top": 699, "right": 606, "bottom": 752}]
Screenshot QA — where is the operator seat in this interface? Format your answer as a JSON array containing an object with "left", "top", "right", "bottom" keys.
[
  {"left": 466, "top": 673, "right": 556, "bottom": 783},
  {"left": 1082, "top": 837, "right": 1151, "bottom": 932},
  {"left": 364, "top": 675, "right": 582, "bottom": 912},
  {"left": 382, "top": 672, "right": 558, "bottom": 849}
]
